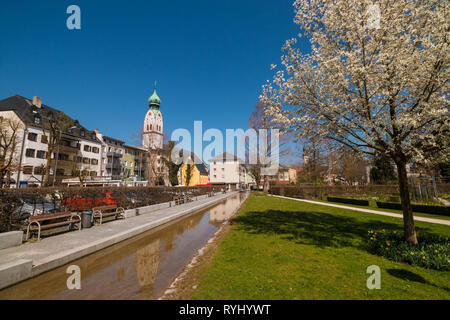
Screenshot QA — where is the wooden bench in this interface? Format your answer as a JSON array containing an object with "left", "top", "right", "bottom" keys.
[
  {"left": 92, "top": 205, "right": 125, "bottom": 225},
  {"left": 24, "top": 212, "right": 81, "bottom": 241}
]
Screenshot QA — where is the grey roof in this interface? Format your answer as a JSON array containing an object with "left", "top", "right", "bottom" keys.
[
  {"left": 124, "top": 145, "right": 147, "bottom": 152},
  {"left": 195, "top": 163, "right": 209, "bottom": 175},
  {"left": 0, "top": 95, "right": 100, "bottom": 143},
  {"left": 209, "top": 152, "right": 243, "bottom": 163},
  {"left": 101, "top": 135, "right": 125, "bottom": 145}
]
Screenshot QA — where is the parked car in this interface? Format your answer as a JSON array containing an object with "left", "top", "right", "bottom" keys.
[{"left": 12, "top": 197, "right": 61, "bottom": 225}]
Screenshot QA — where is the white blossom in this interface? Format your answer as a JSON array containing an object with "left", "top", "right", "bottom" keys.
[{"left": 262, "top": 0, "right": 449, "bottom": 165}]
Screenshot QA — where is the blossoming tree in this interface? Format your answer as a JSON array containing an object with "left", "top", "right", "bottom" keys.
[{"left": 262, "top": 0, "right": 449, "bottom": 244}]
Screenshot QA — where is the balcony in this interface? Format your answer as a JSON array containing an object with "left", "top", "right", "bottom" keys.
[
  {"left": 59, "top": 144, "right": 80, "bottom": 154},
  {"left": 50, "top": 159, "right": 76, "bottom": 169},
  {"left": 106, "top": 152, "right": 123, "bottom": 158},
  {"left": 105, "top": 163, "right": 122, "bottom": 169}
]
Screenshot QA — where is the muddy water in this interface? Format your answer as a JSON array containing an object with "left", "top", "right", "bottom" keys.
[{"left": 0, "top": 192, "right": 247, "bottom": 300}]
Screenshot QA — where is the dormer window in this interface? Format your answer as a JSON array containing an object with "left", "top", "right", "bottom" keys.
[
  {"left": 80, "top": 130, "right": 85, "bottom": 137},
  {"left": 34, "top": 116, "right": 41, "bottom": 124}
]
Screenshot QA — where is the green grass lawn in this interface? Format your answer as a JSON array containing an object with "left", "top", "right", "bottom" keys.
[{"left": 191, "top": 194, "right": 450, "bottom": 300}]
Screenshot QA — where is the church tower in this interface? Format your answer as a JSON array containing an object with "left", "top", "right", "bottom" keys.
[{"left": 142, "top": 84, "right": 163, "bottom": 150}]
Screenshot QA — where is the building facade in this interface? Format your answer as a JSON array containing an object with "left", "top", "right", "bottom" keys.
[
  {"left": 209, "top": 152, "right": 247, "bottom": 189},
  {"left": 0, "top": 95, "right": 102, "bottom": 187},
  {"left": 123, "top": 145, "right": 148, "bottom": 182},
  {"left": 179, "top": 152, "right": 209, "bottom": 186},
  {"left": 95, "top": 131, "right": 125, "bottom": 180}
]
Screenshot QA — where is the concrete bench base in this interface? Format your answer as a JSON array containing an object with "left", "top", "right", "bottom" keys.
[
  {"left": 0, "top": 231, "right": 24, "bottom": 250},
  {"left": 0, "top": 259, "right": 32, "bottom": 289}
]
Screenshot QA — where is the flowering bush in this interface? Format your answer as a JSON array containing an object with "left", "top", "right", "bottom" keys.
[{"left": 366, "top": 230, "right": 450, "bottom": 271}]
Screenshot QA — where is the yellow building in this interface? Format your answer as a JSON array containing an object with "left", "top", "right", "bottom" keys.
[{"left": 179, "top": 153, "right": 209, "bottom": 186}]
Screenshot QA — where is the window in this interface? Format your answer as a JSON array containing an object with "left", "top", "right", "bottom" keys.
[
  {"left": 34, "top": 116, "right": 41, "bottom": 124},
  {"left": 76, "top": 156, "right": 82, "bottom": 163},
  {"left": 56, "top": 169, "right": 64, "bottom": 176},
  {"left": 34, "top": 166, "right": 44, "bottom": 175},
  {"left": 84, "top": 145, "right": 91, "bottom": 152},
  {"left": 91, "top": 159, "right": 98, "bottom": 165},
  {"left": 92, "top": 147, "right": 99, "bottom": 153},
  {"left": 83, "top": 158, "right": 90, "bottom": 164},
  {"left": 25, "top": 149, "right": 35, "bottom": 157},
  {"left": 36, "top": 150, "right": 46, "bottom": 159},
  {"left": 41, "top": 135, "right": 48, "bottom": 144},
  {"left": 23, "top": 166, "right": 33, "bottom": 174},
  {"left": 90, "top": 171, "right": 97, "bottom": 177},
  {"left": 58, "top": 153, "right": 69, "bottom": 161},
  {"left": 27, "top": 133, "right": 37, "bottom": 142},
  {"left": 80, "top": 130, "right": 85, "bottom": 137}
]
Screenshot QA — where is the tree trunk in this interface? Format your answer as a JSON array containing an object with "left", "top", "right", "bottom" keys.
[
  {"left": 396, "top": 160, "right": 418, "bottom": 245},
  {"left": 43, "top": 152, "right": 52, "bottom": 186},
  {"left": 263, "top": 175, "right": 270, "bottom": 192}
]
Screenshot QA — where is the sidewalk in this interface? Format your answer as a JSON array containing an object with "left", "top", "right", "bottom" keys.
[
  {"left": 272, "top": 195, "right": 450, "bottom": 226},
  {"left": 0, "top": 191, "right": 237, "bottom": 289}
]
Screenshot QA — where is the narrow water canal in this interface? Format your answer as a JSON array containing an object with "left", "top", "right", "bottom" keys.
[{"left": 0, "top": 192, "right": 248, "bottom": 300}]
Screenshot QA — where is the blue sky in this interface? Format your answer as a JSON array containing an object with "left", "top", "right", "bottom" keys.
[{"left": 0, "top": 0, "right": 309, "bottom": 152}]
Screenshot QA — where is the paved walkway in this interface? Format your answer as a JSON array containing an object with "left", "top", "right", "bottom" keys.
[
  {"left": 0, "top": 192, "right": 237, "bottom": 288},
  {"left": 272, "top": 195, "right": 450, "bottom": 226}
]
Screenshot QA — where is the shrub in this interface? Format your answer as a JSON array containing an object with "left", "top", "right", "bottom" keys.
[
  {"left": 366, "top": 230, "right": 450, "bottom": 271},
  {"left": 376, "top": 202, "right": 450, "bottom": 216},
  {"left": 0, "top": 185, "right": 223, "bottom": 232},
  {"left": 327, "top": 197, "right": 369, "bottom": 206}
]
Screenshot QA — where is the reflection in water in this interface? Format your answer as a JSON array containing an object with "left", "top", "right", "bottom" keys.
[
  {"left": 136, "top": 239, "right": 160, "bottom": 287},
  {"left": 0, "top": 193, "right": 247, "bottom": 300},
  {"left": 210, "top": 192, "right": 247, "bottom": 224}
]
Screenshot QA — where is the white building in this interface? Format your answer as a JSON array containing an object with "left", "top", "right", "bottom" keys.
[
  {"left": 209, "top": 152, "right": 247, "bottom": 189},
  {"left": 94, "top": 131, "right": 125, "bottom": 180},
  {"left": 0, "top": 95, "right": 102, "bottom": 187}
]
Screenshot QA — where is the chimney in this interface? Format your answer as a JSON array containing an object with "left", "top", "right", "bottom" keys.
[{"left": 32, "top": 96, "right": 42, "bottom": 108}]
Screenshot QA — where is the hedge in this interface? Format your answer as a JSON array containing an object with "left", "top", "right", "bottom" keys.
[
  {"left": 327, "top": 197, "right": 369, "bottom": 206},
  {"left": 0, "top": 185, "right": 224, "bottom": 232},
  {"left": 376, "top": 202, "right": 450, "bottom": 216}
]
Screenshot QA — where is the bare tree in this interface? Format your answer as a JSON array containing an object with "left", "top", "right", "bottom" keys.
[
  {"left": 247, "top": 101, "right": 295, "bottom": 191},
  {"left": 0, "top": 116, "right": 24, "bottom": 188},
  {"left": 41, "top": 112, "right": 73, "bottom": 186}
]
